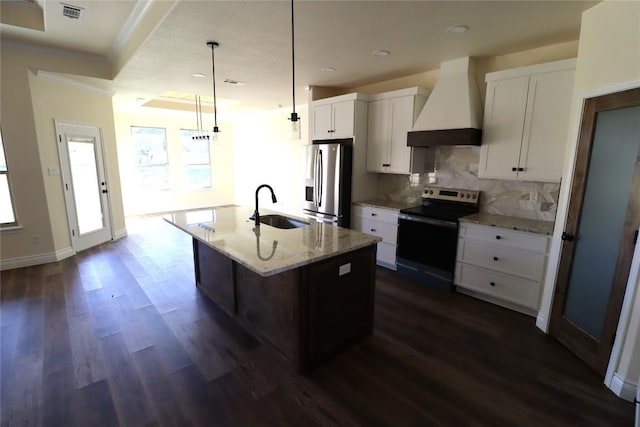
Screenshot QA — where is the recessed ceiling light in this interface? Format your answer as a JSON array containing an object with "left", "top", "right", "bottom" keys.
[
  {"left": 224, "top": 78, "right": 246, "bottom": 86},
  {"left": 321, "top": 67, "right": 336, "bottom": 73},
  {"left": 373, "top": 50, "right": 390, "bottom": 57},
  {"left": 447, "top": 25, "right": 469, "bottom": 34},
  {"left": 191, "top": 73, "right": 206, "bottom": 78}
]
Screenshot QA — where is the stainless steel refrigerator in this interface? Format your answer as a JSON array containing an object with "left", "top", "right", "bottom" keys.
[{"left": 303, "top": 139, "right": 352, "bottom": 227}]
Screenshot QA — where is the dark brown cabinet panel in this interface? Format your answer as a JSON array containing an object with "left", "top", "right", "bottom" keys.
[
  {"left": 304, "top": 247, "right": 376, "bottom": 365},
  {"left": 193, "top": 239, "right": 235, "bottom": 314},
  {"left": 192, "top": 238, "right": 377, "bottom": 371},
  {"left": 235, "top": 266, "right": 301, "bottom": 360}
]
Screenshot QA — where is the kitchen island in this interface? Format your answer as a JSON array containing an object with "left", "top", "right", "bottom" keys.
[{"left": 164, "top": 205, "right": 381, "bottom": 371}]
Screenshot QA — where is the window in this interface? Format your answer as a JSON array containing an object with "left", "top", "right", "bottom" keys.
[
  {"left": 181, "top": 129, "right": 212, "bottom": 188},
  {"left": 131, "top": 126, "right": 169, "bottom": 190},
  {"left": 0, "top": 128, "right": 18, "bottom": 227}
]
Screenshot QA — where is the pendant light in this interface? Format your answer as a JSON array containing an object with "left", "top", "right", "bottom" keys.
[
  {"left": 191, "top": 94, "right": 208, "bottom": 140},
  {"left": 288, "top": 0, "right": 300, "bottom": 137},
  {"left": 207, "top": 41, "right": 220, "bottom": 142}
]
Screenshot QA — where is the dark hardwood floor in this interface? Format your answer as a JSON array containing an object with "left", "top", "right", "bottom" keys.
[{"left": 1, "top": 215, "right": 635, "bottom": 426}]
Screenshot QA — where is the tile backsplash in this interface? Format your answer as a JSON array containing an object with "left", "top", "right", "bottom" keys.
[{"left": 377, "top": 146, "right": 560, "bottom": 222}]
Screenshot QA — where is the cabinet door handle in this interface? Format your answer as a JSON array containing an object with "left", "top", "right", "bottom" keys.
[
  {"left": 493, "top": 256, "right": 498, "bottom": 261},
  {"left": 371, "top": 213, "right": 377, "bottom": 216},
  {"left": 382, "top": 163, "right": 391, "bottom": 167},
  {"left": 371, "top": 229, "right": 377, "bottom": 232},
  {"left": 518, "top": 167, "right": 524, "bottom": 172},
  {"left": 490, "top": 282, "right": 496, "bottom": 287},
  {"left": 512, "top": 167, "right": 517, "bottom": 172},
  {"left": 495, "top": 235, "right": 501, "bottom": 240}
]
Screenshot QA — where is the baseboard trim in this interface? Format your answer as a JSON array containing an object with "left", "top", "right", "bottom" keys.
[
  {"left": 609, "top": 373, "right": 637, "bottom": 402},
  {"left": 114, "top": 228, "right": 128, "bottom": 240},
  {"left": 536, "top": 313, "right": 548, "bottom": 333},
  {"left": 1, "top": 246, "right": 75, "bottom": 271}
]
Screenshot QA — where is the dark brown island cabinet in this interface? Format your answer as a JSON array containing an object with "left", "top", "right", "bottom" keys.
[
  {"left": 193, "top": 239, "right": 377, "bottom": 371},
  {"left": 164, "top": 205, "right": 380, "bottom": 372}
]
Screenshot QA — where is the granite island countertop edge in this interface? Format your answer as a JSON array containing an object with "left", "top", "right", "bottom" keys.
[{"left": 163, "top": 205, "right": 382, "bottom": 277}]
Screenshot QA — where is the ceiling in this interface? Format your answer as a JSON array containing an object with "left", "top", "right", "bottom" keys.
[{"left": 1, "top": 0, "right": 599, "bottom": 114}]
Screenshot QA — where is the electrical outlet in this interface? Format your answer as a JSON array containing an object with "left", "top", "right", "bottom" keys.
[
  {"left": 529, "top": 191, "right": 539, "bottom": 202},
  {"left": 48, "top": 167, "right": 60, "bottom": 176}
]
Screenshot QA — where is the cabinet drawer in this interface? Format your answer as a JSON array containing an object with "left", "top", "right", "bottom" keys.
[
  {"left": 455, "top": 263, "right": 541, "bottom": 310},
  {"left": 377, "top": 242, "right": 397, "bottom": 269},
  {"left": 459, "top": 223, "right": 549, "bottom": 253},
  {"left": 457, "top": 239, "right": 546, "bottom": 281},
  {"left": 359, "top": 218, "right": 397, "bottom": 244},
  {"left": 352, "top": 205, "right": 399, "bottom": 224}
]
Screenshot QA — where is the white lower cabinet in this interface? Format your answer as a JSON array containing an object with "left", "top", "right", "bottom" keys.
[
  {"left": 455, "top": 222, "right": 550, "bottom": 316},
  {"left": 352, "top": 205, "right": 398, "bottom": 270}
]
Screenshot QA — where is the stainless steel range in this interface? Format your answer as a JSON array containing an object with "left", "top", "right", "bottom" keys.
[{"left": 397, "top": 186, "right": 480, "bottom": 288}]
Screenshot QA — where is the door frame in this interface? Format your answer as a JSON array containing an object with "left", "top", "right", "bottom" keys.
[
  {"left": 549, "top": 86, "right": 640, "bottom": 375},
  {"left": 54, "top": 120, "right": 115, "bottom": 252},
  {"left": 535, "top": 80, "right": 640, "bottom": 395}
]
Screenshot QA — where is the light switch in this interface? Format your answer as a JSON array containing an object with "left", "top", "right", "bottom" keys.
[{"left": 338, "top": 263, "right": 351, "bottom": 276}]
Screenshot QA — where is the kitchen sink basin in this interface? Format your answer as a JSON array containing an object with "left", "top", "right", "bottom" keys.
[{"left": 256, "top": 214, "right": 309, "bottom": 229}]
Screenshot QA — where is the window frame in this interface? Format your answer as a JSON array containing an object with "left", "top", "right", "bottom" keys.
[
  {"left": 130, "top": 126, "right": 170, "bottom": 191},
  {"left": 0, "top": 127, "right": 19, "bottom": 229}
]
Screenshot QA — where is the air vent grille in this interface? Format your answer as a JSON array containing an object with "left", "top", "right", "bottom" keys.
[
  {"left": 62, "top": 4, "right": 82, "bottom": 19},
  {"left": 223, "top": 79, "right": 246, "bottom": 86}
]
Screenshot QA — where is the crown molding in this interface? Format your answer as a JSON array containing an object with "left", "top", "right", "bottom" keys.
[
  {"left": 34, "top": 70, "right": 115, "bottom": 96},
  {"left": 1, "top": 39, "right": 108, "bottom": 63},
  {"left": 108, "top": 0, "right": 155, "bottom": 62}
]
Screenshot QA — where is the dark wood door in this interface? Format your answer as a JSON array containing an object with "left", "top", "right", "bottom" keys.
[{"left": 550, "top": 87, "right": 640, "bottom": 375}]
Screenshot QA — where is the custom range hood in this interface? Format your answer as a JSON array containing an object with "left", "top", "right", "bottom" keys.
[{"left": 408, "top": 57, "right": 483, "bottom": 147}]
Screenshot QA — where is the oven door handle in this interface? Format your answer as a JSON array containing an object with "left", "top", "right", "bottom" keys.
[{"left": 398, "top": 214, "right": 458, "bottom": 229}]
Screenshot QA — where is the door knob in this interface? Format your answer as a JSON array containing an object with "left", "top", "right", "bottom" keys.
[
  {"left": 102, "top": 189, "right": 108, "bottom": 194},
  {"left": 561, "top": 232, "right": 574, "bottom": 241}
]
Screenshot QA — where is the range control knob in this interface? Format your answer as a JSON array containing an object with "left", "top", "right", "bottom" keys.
[
  {"left": 472, "top": 194, "right": 477, "bottom": 199},
  {"left": 466, "top": 194, "right": 471, "bottom": 198}
]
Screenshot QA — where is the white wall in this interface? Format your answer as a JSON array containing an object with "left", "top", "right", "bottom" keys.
[
  {"left": 0, "top": 44, "right": 121, "bottom": 266},
  {"left": 113, "top": 110, "right": 235, "bottom": 214},
  {"left": 231, "top": 106, "right": 309, "bottom": 218},
  {"left": 29, "top": 73, "right": 126, "bottom": 248},
  {"left": 537, "top": 0, "right": 640, "bottom": 400}
]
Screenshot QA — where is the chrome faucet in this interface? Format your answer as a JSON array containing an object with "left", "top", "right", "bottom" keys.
[{"left": 253, "top": 184, "right": 277, "bottom": 227}]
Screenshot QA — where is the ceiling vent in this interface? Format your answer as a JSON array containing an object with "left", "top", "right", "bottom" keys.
[{"left": 62, "top": 3, "right": 83, "bottom": 19}]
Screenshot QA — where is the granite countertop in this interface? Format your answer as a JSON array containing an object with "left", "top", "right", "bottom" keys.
[
  {"left": 353, "top": 199, "right": 416, "bottom": 211},
  {"left": 460, "top": 213, "right": 555, "bottom": 236},
  {"left": 163, "top": 205, "right": 381, "bottom": 277}
]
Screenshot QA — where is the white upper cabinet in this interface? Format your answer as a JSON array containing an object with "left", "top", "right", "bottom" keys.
[
  {"left": 366, "top": 88, "right": 429, "bottom": 174},
  {"left": 312, "top": 99, "right": 355, "bottom": 139},
  {"left": 479, "top": 59, "right": 576, "bottom": 182}
]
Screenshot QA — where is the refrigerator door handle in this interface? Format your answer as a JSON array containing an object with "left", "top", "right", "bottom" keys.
[
  {"left": 318, "top": 150, "right": 323, "bottom": 207},
  {"left": 315, "top": 150, "right": 320, "bottom": 208}
]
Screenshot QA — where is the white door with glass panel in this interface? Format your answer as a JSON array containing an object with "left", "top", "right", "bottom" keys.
[{"left": 56, "top": 122, "right": 113, "bottom": 252}]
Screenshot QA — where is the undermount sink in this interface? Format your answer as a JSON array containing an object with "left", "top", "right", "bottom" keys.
[{"left": 254, "top": 214, "right": 309, "bottom": 229}]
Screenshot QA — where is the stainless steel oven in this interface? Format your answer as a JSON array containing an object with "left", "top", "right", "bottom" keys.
[{"left": 396, "top": 187, "right": 479, "bottom": 288}]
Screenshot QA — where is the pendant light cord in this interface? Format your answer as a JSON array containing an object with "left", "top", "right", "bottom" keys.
[
  {"left": 210, "top": 42, "right": 219, "bottom": 130},
  {"left": 291, "top": 0, "right": 296, "bottom": 116}
]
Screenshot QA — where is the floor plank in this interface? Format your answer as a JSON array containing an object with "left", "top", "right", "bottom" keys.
[{"left": 0, "top": 215, "right": 635, "bottom": 426}]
